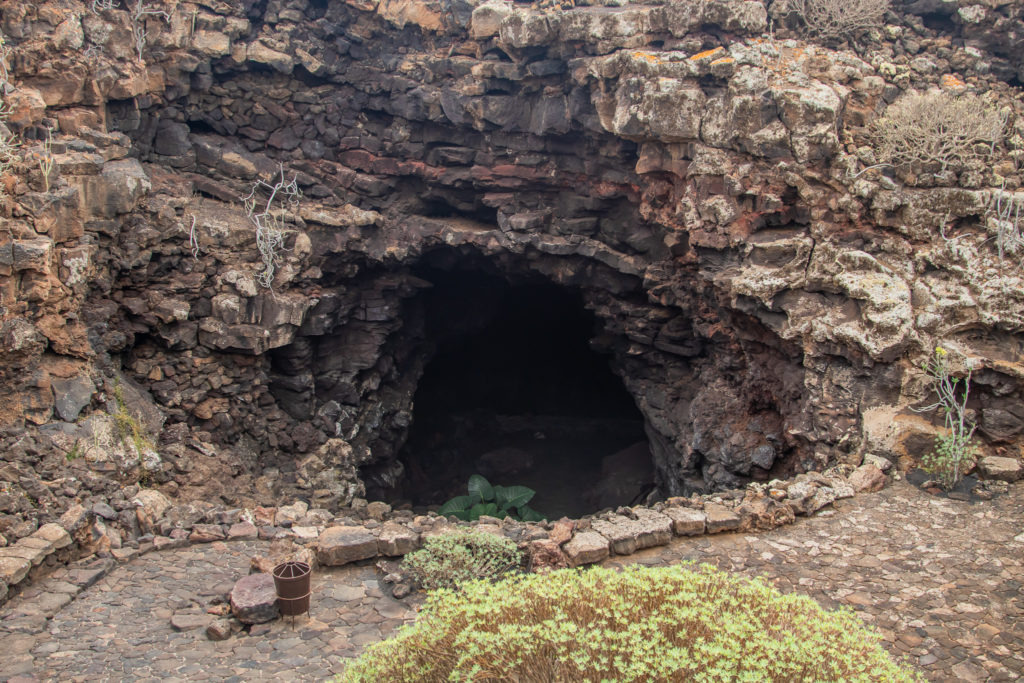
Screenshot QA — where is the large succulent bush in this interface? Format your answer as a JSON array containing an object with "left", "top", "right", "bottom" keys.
[{"left": 341, "top": 564, "right": 922, "bottom": 682}]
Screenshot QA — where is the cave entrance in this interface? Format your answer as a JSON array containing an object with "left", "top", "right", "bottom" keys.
[{"left": 391, "top": 262, "right": 651, "bottom": 519}]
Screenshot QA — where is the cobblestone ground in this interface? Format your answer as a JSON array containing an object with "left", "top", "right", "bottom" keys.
[
  {"left": 609, "top": 480, "right": 1024, "bottom": 683},
  {"left": 0, "top": 479, "right": 1021, "bottom": 682},
  {"left": 0, "top": 541, "right": 418, "bottom": 682}
]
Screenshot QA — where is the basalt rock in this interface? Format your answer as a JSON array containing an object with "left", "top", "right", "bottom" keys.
[{"left": 0, "top": 0, "right": 1020, "bottom": 532}]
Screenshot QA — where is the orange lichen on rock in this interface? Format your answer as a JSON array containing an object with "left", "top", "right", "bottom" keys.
[
  {"left": 689, "top": 46, "right": 724, "bottom": 61},
  {"left": 710, "top": 57, "right": 734, "bottom": 66},
  {"left": 940, "top": 73, "right": 967, "bottom": 91},
  {"left": 631, "top": 51, "right": 661, "bottom": 64}
]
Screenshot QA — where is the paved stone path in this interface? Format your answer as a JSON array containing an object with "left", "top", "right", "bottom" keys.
[
  {"left": 0, "top": 541, "right": 418, "bottom": 682},
  {"left": 610, "top": 480, "right": 1024, "bottom": 683},
  {"left": 0, "top": 479, "right": 1021, "bottom": 682}
]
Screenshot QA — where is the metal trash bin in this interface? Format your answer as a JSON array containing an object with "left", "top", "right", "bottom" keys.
[{"left": 273, "top": 561, "right": 311, "bottom": 617}]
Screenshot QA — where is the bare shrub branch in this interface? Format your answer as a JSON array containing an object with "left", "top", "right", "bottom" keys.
[
  {"left": 874, "top": 91, "right": 1007, "bottom": 172},
  {"left": 987, "top": 183, "right": 1024, "bottom": 263},
  {"left": 130, "top": 0, "right": 169, "bottom": 60},
  {"left": 790, "top": 0, "right": 889, "bottom": 40},
  {"left": 241, "top": 165, "right": 301, "bottom": 289}
]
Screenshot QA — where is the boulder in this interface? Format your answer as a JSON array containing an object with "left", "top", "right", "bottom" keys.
[
  {"left": 376, "top": 522, "right": 420, "bottom": 556},
  {"left": 316, "top": 526, "right": 378, "bottom": 566},
  {"left": 563, "top": 531, "right": 610, "bottom": 567},
  {"left": 977, "top": 456, "right": 1022, "bottom": 482},
  {"left": 229, "top": 573, "right": 279, "bottom": 624},
  {"left": 848, "top": 464, "right": 887, "bottom": 493}
]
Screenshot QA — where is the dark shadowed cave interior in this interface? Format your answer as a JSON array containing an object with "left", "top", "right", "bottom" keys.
[{"left": 381, "top": 262, "right": 653, "bottom": 518}]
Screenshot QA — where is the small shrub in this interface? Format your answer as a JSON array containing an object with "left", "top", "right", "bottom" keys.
[
  {"left": 915, "top": 346, "right": 978, "bottom": 490},
  {"left": 340, "top": 564, "right": 922, "bottom": 682},
  {"left": 874, "top": 91, "right": 1006, "bottom": 172},
  {"left": 401, "top": 528, "right": 521, "bottom": 591},
  {"left": 438, "top": 474, "right": 545, "bottom": 522},
  {"left": 791, "top": 0, "right": 889, "bottom": 41}
]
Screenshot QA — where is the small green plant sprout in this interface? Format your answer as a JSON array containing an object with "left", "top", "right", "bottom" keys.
[
  {"left": 65, "top": 440, "right": 83, "bottom": 461},
  {"left": 401, "top": 528, "right": 521, "bottom": 591},
  {"left": 913, "top": 346, "right": 979, "bottom": 489},
  {"left": 241, "top": 164, "right": 301, "bottom": 289},
  {"left": 437, "top": 474, "right": 545, "bottom": 522}
]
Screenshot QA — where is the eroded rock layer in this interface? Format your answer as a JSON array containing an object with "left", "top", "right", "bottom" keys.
[{"left": 0, "top": 0, "right": 1022, "bottom": 534}]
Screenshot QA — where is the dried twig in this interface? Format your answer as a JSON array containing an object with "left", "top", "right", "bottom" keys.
[{"left": 241, "top": 165, "right": 301, "bottom": 289}]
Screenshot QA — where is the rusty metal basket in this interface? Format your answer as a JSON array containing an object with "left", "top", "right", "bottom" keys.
[{"left": 272, "top": 561, "right": 311, "bottom": 617}]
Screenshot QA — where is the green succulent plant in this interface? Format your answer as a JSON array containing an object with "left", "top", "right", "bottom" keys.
[{"left": 437, "top": 474, "right": 545, "bottom": 522}]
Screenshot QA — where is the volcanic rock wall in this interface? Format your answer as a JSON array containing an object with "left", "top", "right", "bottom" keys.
[{"left": 0, "top": 0, "right": 1022, "bottom": 533}]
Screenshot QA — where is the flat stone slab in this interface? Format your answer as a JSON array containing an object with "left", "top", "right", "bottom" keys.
[
  {"left": 0, "top": 545, "right": 48, "bottom": 568},
  {"left": 316, "top": 526, "right": 378, "bottom": 566},
  {"left": 229, "top": 573, "right": 279, "bottom": 625},
  {"left": 190, "top": 524, "right": 227, "bottom": 543},
  {"left": 563, "top": 531, "right": 610, "bottom": 567},
  {"left": 228, "top": 522, "right": 259, "bottom": 540},
  {"left": 977, "top": 456, "right": 1022, "bottom": 482},
  {"left": 703, "top": 503, "right": 741, "bottom": 533},
  {"left": 664, "top": 507, "right": 706, "bottom": 536},
  {"left": 590, "top": 510, "right": 672, "bottom": 555},
  {"left": 0, "top": 555, "right": 31, "bottom": 585},
  {"left": 171, "top": 613, "right": 213, "bottom": 631},
  {"left": 32, "top": 523, "right": 72, "bottom": 550}
]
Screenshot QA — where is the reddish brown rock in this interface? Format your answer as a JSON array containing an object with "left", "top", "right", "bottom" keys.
[
  {"left": 549, "top": 518, "right": 574, "bottom": 546},
  {"left": 190, "top": 524, "right": 226, "bottom": 543},
  {"left": 229, "top": 573, "right": 279, "bottom": 625},
  {"left": 848, "top": 464, "right": 887, "bottom": 493},
  {"left": 527, "top": 539, "right": 568, "bottom": 573}
]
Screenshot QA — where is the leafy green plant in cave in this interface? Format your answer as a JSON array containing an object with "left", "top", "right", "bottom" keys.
[{"left": 437, "top": 474, "right": 545, "bottom": 522}]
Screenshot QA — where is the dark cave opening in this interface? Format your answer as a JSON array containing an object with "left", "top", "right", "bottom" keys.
[{"left": 386, "top": 264, "right": 652, "bottom": 518}]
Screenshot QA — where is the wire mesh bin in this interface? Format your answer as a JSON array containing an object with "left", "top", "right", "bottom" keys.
[{"left": 272, "top": 561, "right": 311, "bottom": 617}]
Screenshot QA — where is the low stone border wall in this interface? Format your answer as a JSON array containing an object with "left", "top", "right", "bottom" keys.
[{"left": 0, "top": 461, "right": 901, "bottom": 609}]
